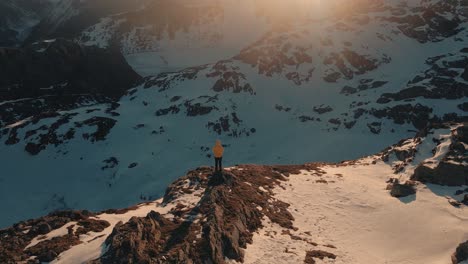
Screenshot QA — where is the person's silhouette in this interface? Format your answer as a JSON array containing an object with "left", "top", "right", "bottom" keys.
[{"left": 212, "top": 140, "right": 224, "bottom": 172}]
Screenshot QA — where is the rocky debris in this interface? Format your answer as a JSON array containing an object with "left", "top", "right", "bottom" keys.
[
  {"left": 145, "top": 65, "right": 206, "bottom": 91},
  {"left": 323, "top": 72, "right": 342, "bottom": 83},
  {"left": 323, "top": 49, "right": 386, "bottom": 82},
  {"left": 387, "top": 179, "right": 416, "bottom": 198},
  {"left": 206, "top": 113, "right": 256, "bottom": 138},
  {"left": 79, "top": 117, "right": 117, "bottom": 143},
  {"left": 344, "top": 120, "right": 357, "bottom": 129},
  {"left": 304, "top": 250, "right": 337, "bottom": 264},
  {"left": 328, "top": 118, "right": 341, "bottom": 126},
  {"left": 0, "top": 113, "right": 117, "bottom": 155},
  {"left": 148, "top": 61, "right": 254, "bottom": 95},
  {"left": 341, "top": 79, "right": 388, "bottom": 95},
  {"left": 184, "top": 99, "right": 218, "bottom": 117},
  {"left": 155, "top": 95, "right": 219, "bottom": 117},
  {"left": 298, "top": 116, "right": 319, "bottom": 123},
  {"left": 275, "top": 105, "right": 292, "bottom": 112},
  {"left": 452, "top": 241, "right": 468, "bottom": 264},
  {"left": 0, "top": 39, "right": 141, "bottom": 102},
  {"left": 207, "top": 61, "right": 254, "bottom": 94},
  {"left": 155, "top": 105, "right": 181, "bottom": 116},
  {"left": 0, "top": 210, "right": 109, "bottom": 263},
  {"left": 367, "top": 122, "right": 382, "bottom": 134},
  {"left": 383, "top": 1, "right": 466, "bottom": 43},
  {"left": 377, "top": 52, "right": 468, "bottom": 104},
  {"left": 370, "top": 104, "right": 433, "bottom": 129},
  {"left": 313, "top": 105, "right": 333, "bottom": 115},
  {"left": 128, "top": 163, "right": 138, "bottom": 169}
]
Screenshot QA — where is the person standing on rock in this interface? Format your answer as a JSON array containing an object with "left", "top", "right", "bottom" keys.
[{"left": 212, "top": 140, "right": 224, "bottom": 172}]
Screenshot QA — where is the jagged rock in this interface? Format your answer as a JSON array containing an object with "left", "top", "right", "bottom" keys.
[{"left": 94, "top": 211, "right": 173, "bottom": 264}]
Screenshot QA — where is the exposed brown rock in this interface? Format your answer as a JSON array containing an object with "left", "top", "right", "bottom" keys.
[{"left": 304, "top": 250, "right": 337, "bottom": 264}]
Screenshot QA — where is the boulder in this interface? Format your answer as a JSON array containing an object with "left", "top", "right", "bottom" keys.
[
  {"left": 390, "top": 180, "right": 416, "bottom": 198},
  {"left": 452, "top": 241, "right": 468, "bottom": 264}
]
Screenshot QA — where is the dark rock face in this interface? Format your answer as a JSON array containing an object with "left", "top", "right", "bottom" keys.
[
  {"left": 412, "top": 162, "right": 468, "bottom": 186},
  {"left": 452, "top": 241, "right": 468, "bottom": 264},
  {"left": 0, "top": 38, "right": 141, "bottom": 102}
]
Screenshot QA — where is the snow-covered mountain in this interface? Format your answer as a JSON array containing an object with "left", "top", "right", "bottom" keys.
[
  {"left": 1, "top": 122, "right": 467, "bottom": 264},
  {"left": 0, "top": 0, "right": 467, "bottom": 251}
]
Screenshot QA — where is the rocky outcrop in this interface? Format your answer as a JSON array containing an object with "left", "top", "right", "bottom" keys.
[
  {"left": 95, "top": 211, "right": 175, "bottom": 264},
  {"left": 412, "top": 162, "right": 468, "bottom": 187},
  {"left": 0, "top": 210, "right": 109, "bottom": 263},
  {"left": 387, "top": 179, "right": 416, "bottom": 198},
  {"left": 411, "top": 124, "right": 468, "bottom": 186}
]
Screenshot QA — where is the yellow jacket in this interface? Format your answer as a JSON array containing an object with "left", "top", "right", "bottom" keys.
[{"left": 212, "top": 140, "right": 224, "bottom": 158}]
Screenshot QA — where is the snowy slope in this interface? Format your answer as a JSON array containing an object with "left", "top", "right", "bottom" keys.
[
  {"left": 244, "top": 161, "right": 467, "bottom": 264},
  {"left": 1, "top": 0, "right": 468, "bottom": 228}
]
